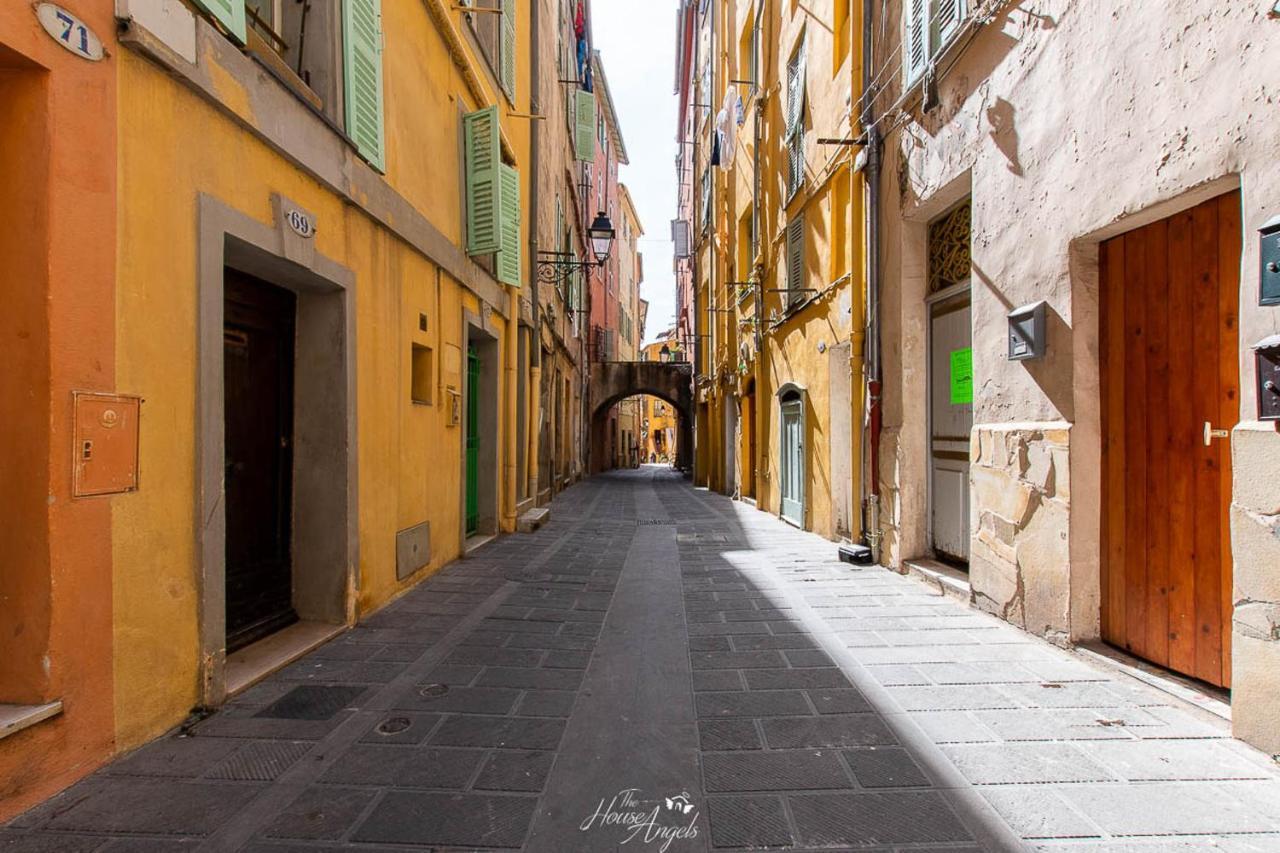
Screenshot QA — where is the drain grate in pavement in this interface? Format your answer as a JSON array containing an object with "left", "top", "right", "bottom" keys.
[
  {"left": 419, "top": 683, "right": 450, "bottom": 698},
  {"left": 636, "top": 519, "right": 675, "bottom": 525},
  {"left": 206, "top": 740, "right": 313, "bottom": 781},
  {"left": 255, "top": 685, "right": 366, "bottom": 721}
]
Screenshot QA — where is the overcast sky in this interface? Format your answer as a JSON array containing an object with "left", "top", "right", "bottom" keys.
[{"left": 594, "top": 3, "right": 678, "bottom": 345}]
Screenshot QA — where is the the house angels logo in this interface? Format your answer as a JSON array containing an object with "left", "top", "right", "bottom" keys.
[{"left": 579, "top": 788, "right": 700, "bottom": 851}]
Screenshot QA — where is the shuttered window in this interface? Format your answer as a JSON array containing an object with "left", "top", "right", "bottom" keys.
[
  {"left": 786, "top": 34, "right": 807, "bottom": 199},
  {"left": 192, "top": 0, "right": 247, "bottom": 44},
  {"left": 500, "top": 0, "right": 516, "bottom": 101},
  {"left": 905, "top": 0, "right": 966, "bottom": 84},
  {"left": 464, "top": 106, "right": 502, "bottom": 255},
  {"left": 497, "top": 163, "right": 522, "bottom": 286},
  {"left": 786, "top": 213, "right": 804, "bottom": 306},
  {"left": 343, "top": 0, "right": 385, "bottom": 171},
  {"left": 575, "top": 89, "right": 596, "bottom": 162}
]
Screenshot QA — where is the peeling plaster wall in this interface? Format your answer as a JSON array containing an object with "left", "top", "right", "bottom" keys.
[{"left": 872, "top": 0, "right": 1280, "bottom": 748}]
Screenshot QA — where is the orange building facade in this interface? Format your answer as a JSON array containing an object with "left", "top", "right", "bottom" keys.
[{"left": 0, "top": 0, "right": 118, "bottom": 819}]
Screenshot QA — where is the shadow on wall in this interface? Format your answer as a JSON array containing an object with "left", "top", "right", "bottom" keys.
[{"left": 971, "top": 262, "right": 1074, "bottom": 419}]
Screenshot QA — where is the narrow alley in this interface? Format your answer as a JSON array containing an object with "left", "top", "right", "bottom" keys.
[{"left": 4, "top": 468, "right": 1280, "bottom": 852}]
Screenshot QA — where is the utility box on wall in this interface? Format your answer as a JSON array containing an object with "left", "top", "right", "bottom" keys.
[
  {"left": 1254, "top": 335, "right": 1280, "bottom": 421},
  {"left": 1008, "top": 301, "right": 1047, "bottom": 361},
  {"left": 73, "top": 391, "right": 141, "bottom": 497}
]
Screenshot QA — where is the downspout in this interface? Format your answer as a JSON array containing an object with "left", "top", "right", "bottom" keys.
[
  {"left": 527, "top": 0, "right": 543, "bottom": 503},
  {"left": 691, "top": 1, "right": 703, "bottom": 483},
  {"left": 860, "top": 0, "right": 883, "bottom": 562},
  {"left": 751, "top": 0, "right": 764, "bottom": 500}
]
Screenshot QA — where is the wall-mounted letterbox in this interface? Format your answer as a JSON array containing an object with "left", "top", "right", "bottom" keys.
[
  {"left": 1008, "top": 301, "right": 1047, "bottom": 361},
  {"left": 1261, "top": 215, "right": 1280, "bottom": 306},
  {"left": 73, "top": 391, "right": 141, "bottom": 497},
  {"left": 1254, "top": 335, "right": 1280, "bottom": 422}
]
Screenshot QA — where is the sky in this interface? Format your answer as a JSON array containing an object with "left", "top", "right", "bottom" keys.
[{"left": 593, "top": 3, "right": 678, "bottom": 346}]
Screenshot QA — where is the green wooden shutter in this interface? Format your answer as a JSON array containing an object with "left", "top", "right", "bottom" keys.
[
  {"left": 343, "top": 0, "right": 385, "bottom": 171},
  {"left": 464, "top": 106, "right": 502, "bottom": 255},
  {"left": 497, "top": 164, "right": 522, "bottom": 286},
  {"left": 786, "top": 213, "right": 804, "bottom": 303},
  {"left": 575, "top": 89, "right": 596, "bottom": 162},
  {"left": 192, "top": 0, "right": 246, "bottom": 44},
  {"left": 500, "top": 0, "right": 516, "bottom": 101},
  {"left": 904, "top": 0, "right": 927, "bottom": 83}
]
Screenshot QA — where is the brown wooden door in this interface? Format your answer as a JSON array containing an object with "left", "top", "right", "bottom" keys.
[
  {"left": 1100, "top": 191, "right": 1240, "bottom": 688},
  {"left": 224, "top": 270, "right": 298, "bottom": 653}
]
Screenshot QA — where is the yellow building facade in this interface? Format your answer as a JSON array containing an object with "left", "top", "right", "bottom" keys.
[
  {"left": 681, "top": 0, "right": 865, "bottom": 540},
  {"left": 109, "top": 0, "right": 535, "bottom": 751}
]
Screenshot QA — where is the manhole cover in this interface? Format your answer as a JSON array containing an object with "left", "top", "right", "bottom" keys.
[
  {"left": 418, "top": 683, "right": 450, "bottom": 698},
  {"left": 376, "top": 716, "right": 413, "bottom": 735}
]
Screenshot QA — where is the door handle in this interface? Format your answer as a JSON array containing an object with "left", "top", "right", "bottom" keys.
[{"left": 1203, "top": 422, "right": 1230, "bottom": 446}]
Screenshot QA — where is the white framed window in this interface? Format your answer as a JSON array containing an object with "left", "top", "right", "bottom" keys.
[{"left": 904, "top": 0, "right": 967, "bottom": 84}]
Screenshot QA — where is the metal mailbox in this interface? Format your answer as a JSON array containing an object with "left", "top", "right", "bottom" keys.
[
  {"left": 1008, "top": 300, "right": 1047, "bottom": 361},
  {"left": 1261, "top": 215, "right": 1280, "bottom": 306},
  {"left": 1254, "top": 335, "right": 1280, "bottom": 422}
]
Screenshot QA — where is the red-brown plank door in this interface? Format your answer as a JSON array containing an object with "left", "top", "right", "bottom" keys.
[{"left": 1100, "top": 190, "right": 1240, "bottom": 689}]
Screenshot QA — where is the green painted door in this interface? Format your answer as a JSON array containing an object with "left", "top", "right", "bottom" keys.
[{"left": 465, "top": 346, "right": 481, "bottom": 536}]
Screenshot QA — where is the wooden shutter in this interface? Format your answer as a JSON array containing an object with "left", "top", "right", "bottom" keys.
[
  {"left": 464, "top": 106, "right": 502, "bottom": 255},
  {"left": 575, "top": 89, "right": 596, "bottom": 162},
  {"left": 672, "top": 219, "right": 690, "bottom": 258},
  {"left": 192, "top": 0, "right": 246, "bottom": 44},
  {"left": 497, "top": 164, "right": 522, "bottom": 286},
  {"left": 904, "top": 0, "right": 927, "bottom": 83},
  {"left": 787, "top": 214, "right": 804, "bottom": 302},
  {"left": 934, "top": 0, "right": 966, "bottom": 52},
  {"left": 500, "top": 0, "right": 516, "bottom": 101},
  {"left": 343, "top": 0, "right": 385, "bottom": 171}
]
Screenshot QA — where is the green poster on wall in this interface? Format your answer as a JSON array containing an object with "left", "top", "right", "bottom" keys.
[{"left": 950, "top": 347, "right": 973, "bottom": 405}]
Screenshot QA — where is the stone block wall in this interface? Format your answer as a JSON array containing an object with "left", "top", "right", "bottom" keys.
[
  {"left": 1231, "top": 422, "right": 1280, "bottom": 757},
  {"left": 969, "top": 423, "right": 1072, "bottom": 644}
]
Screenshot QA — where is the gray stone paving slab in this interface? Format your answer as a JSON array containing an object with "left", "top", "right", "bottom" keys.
[{"left": 9, "top": 468, "right": 1280, "bottom": 852}]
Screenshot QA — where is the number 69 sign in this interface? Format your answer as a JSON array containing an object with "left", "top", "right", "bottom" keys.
[{"left": 36, "top": 4, "right": 105, "bottom": 62}]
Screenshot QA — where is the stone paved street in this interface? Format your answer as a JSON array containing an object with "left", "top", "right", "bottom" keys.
[{"left": 5, "top": 467, "right": 1280, "bottom": 852}]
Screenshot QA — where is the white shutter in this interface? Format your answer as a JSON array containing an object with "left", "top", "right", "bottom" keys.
[
  {"left": 904, "top": 0, "right": 927, "bottom": 83},
  {"left": 934, "top": 0, "right": 966, "bottom": 52},
  {"left": 672, "top": 219, "right": 691, "bottom": 258}
]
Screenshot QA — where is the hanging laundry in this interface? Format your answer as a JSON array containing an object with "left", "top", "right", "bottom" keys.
[
  {"left": 713, "top": 89, "right": 737, "bottom": 167},
  {"left": 710, "top": 131, "right": 721, "bottom": 167},
  {"left": 733, "top": 90, "right": 746, "bottom": 127},
  {"left": 574, "top": 1, "right": 585, "bottom": 39}
]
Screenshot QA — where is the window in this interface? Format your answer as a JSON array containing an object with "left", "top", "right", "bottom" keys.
[
  {"left": 737, "top": 207, "right": 754, "bottom": 301},
  {"left": 738, "top": 9, "right": 758, "bottom": 95},
  {"left": 411, "top": 344, "right": 435, "bottom": 405},
  {"left": 786, "top": 32, "right": 807, "bottom": 198},
  {"left": 904, "top": 0, "right": 967, "bottom": 83},
  {"left": 462, "top": 0, "right": 516, "bottom": 101},
  {"left": 833, "top": 0, "right": 850, "bottom": 77},
  {"left": 463, "top": 106, "right": 523, "bottom": 285},
  {"left": 786, "top": 212, "right": 805, "bottom": 307},
  {"left": 928, "top": 200, "right": 971, "bottom": 293},
  {"left": 190, "top": 0, "right": 382, "bottom": 168},
  {"left": 700, "top": 169, "right": 712, "bottom": 232}
]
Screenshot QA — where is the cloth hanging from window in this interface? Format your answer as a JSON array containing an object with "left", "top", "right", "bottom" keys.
[
  {"left": 713, "top": 89, "right": 739, "bottom": 167},
  {"left": 710, "top": 131, "right": 721, "bottom": 167},
  {"left": 574, "top": 1, "right": 585, "bottom": 38}
]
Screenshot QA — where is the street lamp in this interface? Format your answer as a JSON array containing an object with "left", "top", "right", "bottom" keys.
[
  {"left": 587, "top": 211, "right": 615, "bottom": 262},
  {"left": 535, "top": 211, "right": 616, "bottom": 285},
  {"left": 659, "top": 344, "right": 671, "bottom": 363}
]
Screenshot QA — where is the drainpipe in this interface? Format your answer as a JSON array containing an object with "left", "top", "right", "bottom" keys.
[
  {"left": 527, "top": 0, "right": 543, "bottom": 503},
  {"left": 690, "top": 2, "right": 703, "bottom": 485},
  {"left": 861, "top": 0, "right": 883, "bottom": 563}
]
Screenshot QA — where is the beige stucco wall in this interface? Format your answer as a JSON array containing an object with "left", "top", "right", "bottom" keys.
[{"left": 874, "top": 0, "right": 1280, "bottom": 748}]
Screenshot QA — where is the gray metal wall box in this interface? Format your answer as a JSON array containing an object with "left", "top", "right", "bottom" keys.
[
  {"left": 1261, "top": 215, "right": 1280, "bottom": 306},
  {"left": 1008, "top": 301, "right": 1047, "bottom": 361},
  {"left": 1253, "top": 334, "right": 1280, "bottom": 421}
]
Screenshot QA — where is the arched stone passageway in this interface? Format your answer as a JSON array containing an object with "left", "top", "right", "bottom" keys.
[{"left": 588, "top": 362, "right": 693, "bottom": 473}]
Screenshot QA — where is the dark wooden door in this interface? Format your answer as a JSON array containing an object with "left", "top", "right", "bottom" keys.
[
  {"left": 1100, "top": 191, "right": 1239, "bottom": 688},
  {"left": 224, "top": 270, "right": 298, "bottom": 652}
]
